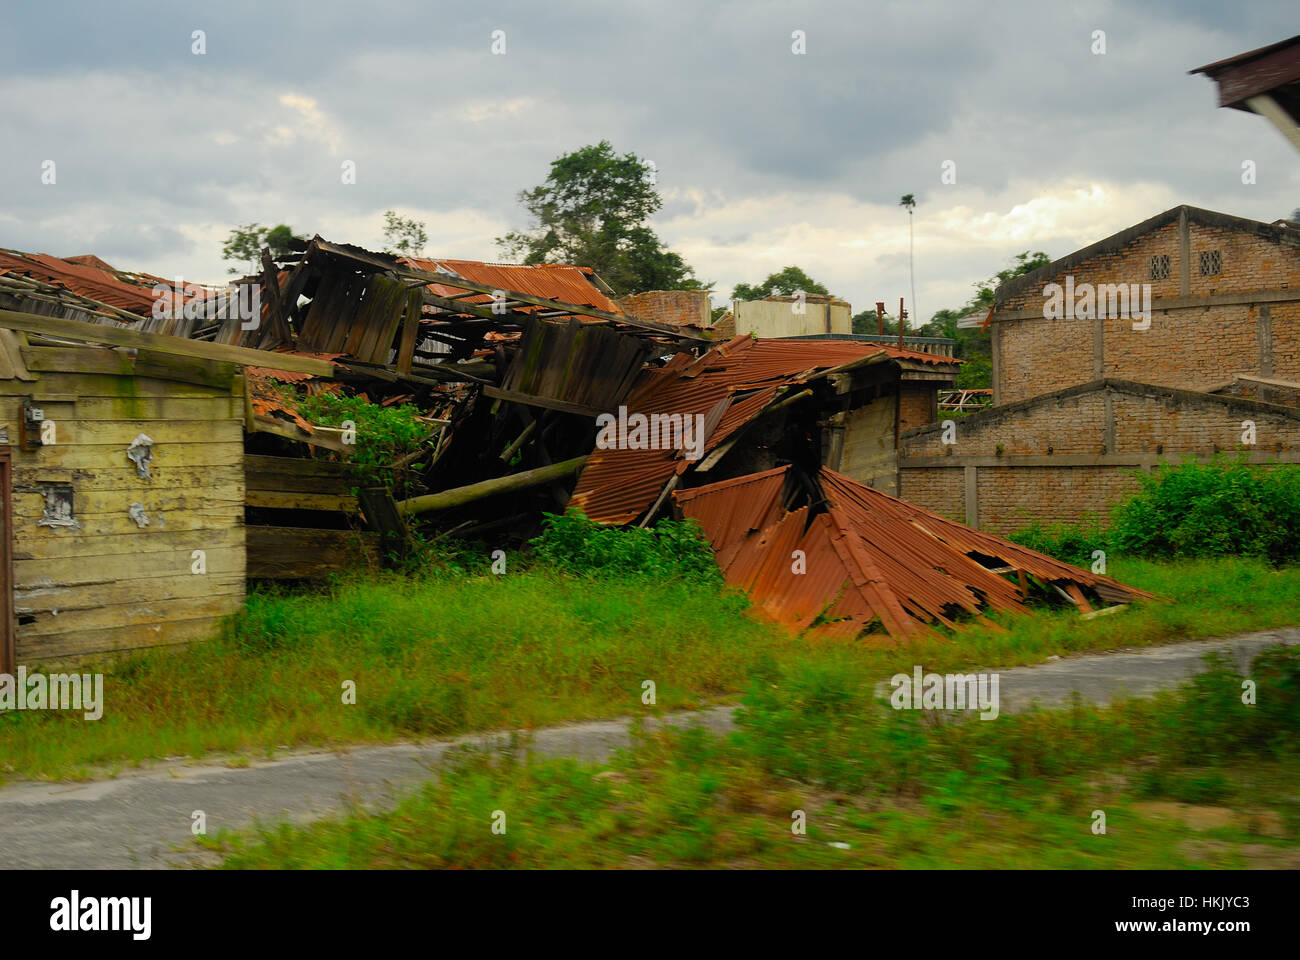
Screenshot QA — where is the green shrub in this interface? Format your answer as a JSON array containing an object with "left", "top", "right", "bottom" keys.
[
  {"left": 290, "top": 389, "right": 432, "bottom": 492},
  {"left": 1007, "top": 521, "right": 1110, "bottom": 567},
  {"left": 528, "top": 509, "right": 722, "bottom": 584},
  {"left": 1007, "top": 459, "right": 1300, "bottom": 565},
  {"left": 1110, "top": 457, "right": 1300, "bottom": 563}
]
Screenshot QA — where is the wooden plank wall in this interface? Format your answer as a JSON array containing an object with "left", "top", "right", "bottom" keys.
[
  {"left": 2, "top": 369, "right": 246, "bottom": 663},
  {"left": 243, "top": 454, "right": 379, "bottom": 578}
]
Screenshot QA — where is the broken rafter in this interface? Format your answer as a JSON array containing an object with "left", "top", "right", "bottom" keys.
[
  {"left": 0, "top": 308, "right": 335, "bottom": 376},
  {"left": 396, "top": 455, "right": 589, "bottom": 516},
  {"left": 357, "top": 255, "right": 711, "bottom": 341}
]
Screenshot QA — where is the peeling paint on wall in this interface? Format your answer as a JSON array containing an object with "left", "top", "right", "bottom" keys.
[
  {"left": 128, "top": 502, "right": 149, "bottom": 528},
  {"left": 127, "top": 433, "right": 154, "bottom": 478},
  {"left": 34, "top": 484, "right": 80, "bottom": 529}
]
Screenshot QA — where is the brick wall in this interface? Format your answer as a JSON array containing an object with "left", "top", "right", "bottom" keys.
[
  {"left": 898, "top": 384, "right": 937, "bottom": 432},
  {"left": 898, "top": 380, "right": 1300, "bottom": 533},
  {"left": 994, "top": 212, "right": 1300, "bottom": 404},
  {"left": 617, "top": 290, "right": 711, "bottom": 327},
  {"left": 915, "top": 391, "right": 1109, "bottom": 457},
  {"left": 997, "top": 313, "right": 1095, "bottom": 404},
  {"left": 898, "top": 468, "right": 964, "bottom": 523},
  {"left": 1111, "top": 391, "right": 1297, "bottom": 454},
  {"left": 969, "top": 466, "right": 1142, "bottom": 530},
  {"left": 1216, "top": 376, "right": 1300, "bottom": 408},
  {"left": 1268, "top": 301, "right": 1300, "bottom": 382}
]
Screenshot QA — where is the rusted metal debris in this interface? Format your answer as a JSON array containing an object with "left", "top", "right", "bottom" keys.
[
  {"left": 570, "top": 335, "right": 960, "bottom": 525},
  {"left": 674, "top": 464, "right": 1159, "bottom": 642}
]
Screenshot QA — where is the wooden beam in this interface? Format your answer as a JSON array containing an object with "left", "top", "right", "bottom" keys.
[
  {"left": 245, "top": 489, "right": 358, "bottom": 512},
  {"left": 396, "top": 287, "right": 422, "bottom": 376},
  {"left": 248, "top": 415, "right": 352, "bottom": 453},
  {"left": 1062, "top": 582, "right": 1095, "bottom": 614},
  {"left": 334, "top": 358, "right": 495, "bottom": 387},
  {"left": 0, "top": 308, "right": 336, "bottom": 376},
  {"left": 21, "top": 345, "right": 239, "bottom": 389},
  {"left": 356, "top": 487, "right": 410, "bottom": 562},
  {"left": 482, "top": 384, "right": 606, "bottom": 418},
  {"left": 396, "top": 455, "right": 589, "bottom": 516}
]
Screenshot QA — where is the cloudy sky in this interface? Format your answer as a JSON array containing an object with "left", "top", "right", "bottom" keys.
[{"left": 2, "top": 1, "right": 1297, "bottom": 322}]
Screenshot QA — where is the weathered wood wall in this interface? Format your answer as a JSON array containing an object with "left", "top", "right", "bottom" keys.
[
  {"left": 3, "top": 362, "right": 246, "bottom": 663},
  {"left": 244, "top": 454, "right": 380, "bottom": 578}
]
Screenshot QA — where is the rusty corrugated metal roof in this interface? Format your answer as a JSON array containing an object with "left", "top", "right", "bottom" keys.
[
  {"left": 401, "top": 257, "right": 621, "bottom": 315},
  {"left": 569, "top": 336, "right": 960, "bottom": 524},
  {"left": 0, "top": 250, "right": 158, "bottom": 314},
  {"left": 0, "top": 249, "right": 225, "bottom": 318},
  {"left": 247, "top": 371, "right": 315, "bottom": 434},
  {"left": 674, "top": 465, "right": 1158, "bottom": 641}
]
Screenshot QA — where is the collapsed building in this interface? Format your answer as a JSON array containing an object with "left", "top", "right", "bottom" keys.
[{"left": 0, "top": 236, "right": 1155, "bottom": 668}]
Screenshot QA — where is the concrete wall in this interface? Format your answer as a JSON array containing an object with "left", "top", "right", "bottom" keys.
[
  {"left": 733, "top": 297, "right": 852, "bottom": 339},
  {"left": 837, "top": 394, "right": 897, "bottom": 495}
]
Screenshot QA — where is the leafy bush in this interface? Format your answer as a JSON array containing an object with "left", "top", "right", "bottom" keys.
[
  {"left": 291, "top": 389, "right": 433, "bottom": 491},
  {"left": 1005, "top": 459, "right": 1300, "bottom": 565},
  {"left": 1110, "top": 457, "right": 1300, "bottom": 563},
  {"left": 1007, "top": 521, "right": 1110, "bottom": 567},
  {"left": 528, "top": 509, "right": 722, "bottom": 584}
]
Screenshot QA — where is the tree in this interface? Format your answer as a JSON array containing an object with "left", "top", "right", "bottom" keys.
[
  {"left": 918, "top": 250, "right": 1052, "bottom": 388},
  {"left": 850, "top": 309, "right": 897, "bottom": 335},
  {"left": 222, "top": 223, "right": 299, "bottom": 275},
  {"left": 899, "top": 194, "right": 917, "bottom": 329},
  {"left": 382, "top": 210, "right": 428, "bottom": 257},
  {"left": 731, "top": 265, "right": 829, "bottom": 302},
  {"left": 497, "top": 141, "right": 708, "bottom": 294}
]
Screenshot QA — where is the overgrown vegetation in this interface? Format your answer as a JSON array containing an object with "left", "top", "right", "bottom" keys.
[
  {"left": 1009, "top": 457, "right": 1300, "bottom": 566},
  {"left": 528, "top": 510, "right": 721, "bottom": 584},
  {"left": 1006, "top": 520, "right": 1110, "bottom": 568},
  {"left": 210, "top": 646, "right": 1300, "bottom": 869},
  {"left": 5, "top": 553, "right": 1300, "bottom": 784},
  {"left": 290, "top": 389, "right": 433, "bottom": 493},
  {"left": 1111, "top": 457, "right": 1300, "bottom": 564}
]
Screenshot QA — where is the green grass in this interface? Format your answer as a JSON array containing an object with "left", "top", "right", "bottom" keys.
[
  {"left": 4, "top": 556, "right": 1300, "bottom": 783},
  {"left": 210, "top": 646, "right": 1300, "bottom": 869}
]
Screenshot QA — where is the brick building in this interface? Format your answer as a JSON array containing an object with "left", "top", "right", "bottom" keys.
[
  {"left": 894, "top": 205, "right": 1300, "bottom": 532},
  {"left": 616, "top": 289, "right": 713, "bottom": 328}
]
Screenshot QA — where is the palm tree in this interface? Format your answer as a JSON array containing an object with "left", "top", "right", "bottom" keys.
[{"left": 899, "top": 194, "right": 917, "bottom": 332}]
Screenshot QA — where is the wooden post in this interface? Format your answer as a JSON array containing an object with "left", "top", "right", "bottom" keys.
[{"left": 357, "top": 487, "right": 411, "bottom": 565}]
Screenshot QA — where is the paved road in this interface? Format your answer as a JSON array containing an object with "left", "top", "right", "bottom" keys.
[{"left": 1, "top": 627, "right": 1294, "bottom": 869}]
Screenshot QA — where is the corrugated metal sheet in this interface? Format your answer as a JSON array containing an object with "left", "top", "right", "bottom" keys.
[
  {"left": 402, "top": 257, "right": 621, "bottom": 315},
  {"left": 674, "top": 465, "right": 1157, "bottom": 641},
  {"left": 0, "top": 249, "right": 223, "bottom": 319},
  {"left": 0, "top": 251, "right": 158, "bottom": 314},
  {"left": 569, "top": 336, "right": 961, "bottom": 524},
  {"left": 247, "top": 371, "right": 315, "bottom": 434}
]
